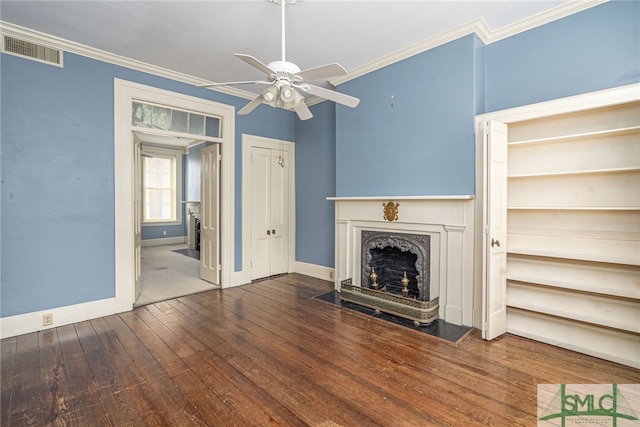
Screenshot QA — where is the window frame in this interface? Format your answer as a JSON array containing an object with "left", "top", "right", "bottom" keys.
[{"left": 141, "top": 144, "right": 183, "bottom": 226}]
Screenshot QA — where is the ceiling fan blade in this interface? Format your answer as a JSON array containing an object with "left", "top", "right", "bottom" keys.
[
  {"left": 197, "top": 80, "right": 268, "bottom": 88},
  {"left": 238, "top": 94, "right": 265, "bottom": 115},
  {"left": 234, "top": 53, "right": 275, "bottom": 76},
  {"left": 296, "top": 63, "right": 347, "bottom": 82},
  {"left": 301, "top": 84, "right": 360, "bottom": 108},
  {"left": 293, "top": 101, "right": 313, "bottom": 121}
]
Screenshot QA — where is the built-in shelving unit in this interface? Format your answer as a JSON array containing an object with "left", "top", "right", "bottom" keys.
[{"left": 504, "top": 101, "right": 640, "bottom": 367}]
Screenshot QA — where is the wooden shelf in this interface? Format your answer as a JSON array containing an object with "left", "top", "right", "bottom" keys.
[
  {"left": 507, "top": 300, "right": 639, "bottom": 333},
  {"left": 508, "top": 125, "right": 640, "bottom": 147},
  {"left": 508, "top": 166, "right": 639, "bottom": 179},
  {"left": 507, "top": 273, "right": 640, "bottom": 300},
  {"left": 508, "top": 206, "right": 640, "bottom": 211}
]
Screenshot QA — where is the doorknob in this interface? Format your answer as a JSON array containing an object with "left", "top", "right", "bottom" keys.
[
  {"left": 267, "top": 230, "right": 271, "bottom": 235},
  {"left": 272, "top": 229, "right": 276, "bottom": 235},
  {"left": 491, "top": 238, "right": 501, "bottom": 247}
]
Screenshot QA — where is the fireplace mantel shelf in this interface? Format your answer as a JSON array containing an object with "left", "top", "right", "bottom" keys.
[{"left": 327, "top": 195, "right": 475, "bottom": 201}]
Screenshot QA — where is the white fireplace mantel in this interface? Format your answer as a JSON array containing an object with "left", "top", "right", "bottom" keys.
[{"left": 328, "top": 195, "right": 476, "bottom": 327}]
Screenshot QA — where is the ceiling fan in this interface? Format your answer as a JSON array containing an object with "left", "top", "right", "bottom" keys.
[{"left": 198, "top": 0, "right": 360, "bottom": 121}]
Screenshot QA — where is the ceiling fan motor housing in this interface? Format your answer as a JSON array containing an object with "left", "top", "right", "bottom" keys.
[{"left": 267, "top": 60, "right": 301, "bottom": 75}]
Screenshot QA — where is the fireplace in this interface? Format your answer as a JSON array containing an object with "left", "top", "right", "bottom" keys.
[
  {"left": 361, "top": 231, "right": 430, "bottom": 300},
  {"left": 329, "top": 196, "right": 476, "bottom": 327},
  {"left": 339, "top": 230, "right": 439, "bottom": 325}
]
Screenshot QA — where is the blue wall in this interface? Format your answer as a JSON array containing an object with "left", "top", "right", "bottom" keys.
[
  {"left": 295, "top": 101, "right": 336, "bottom": 267},
  {"left": 333, "top": 1, "right": 639, "bottom": 199},
  {"left": 485, "top": 0, "right": 640, "bottom": 112},
  {"left": 1, "top": 51, "right": 293, "bottom": 317},
  {"left": 1, "top": 0, "right": 638, "bottom": 317},
  {"left": 335, "top": 34, "right": 479, "bottom": 197}
]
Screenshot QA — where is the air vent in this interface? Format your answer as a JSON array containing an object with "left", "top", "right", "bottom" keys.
[{"left": 2, "top": 35, "right": 63, "bottom": 67}]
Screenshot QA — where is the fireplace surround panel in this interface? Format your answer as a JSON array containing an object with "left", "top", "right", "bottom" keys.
[{"left": 329, "top": 196, "right": 476, "bottom": 327}]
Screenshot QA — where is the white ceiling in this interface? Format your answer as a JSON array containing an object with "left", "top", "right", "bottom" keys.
[{"left": 1, "top": 0, "right": 568, "bottom": 95}]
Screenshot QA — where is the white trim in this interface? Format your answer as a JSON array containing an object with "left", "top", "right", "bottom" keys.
[
  {"left": 1, "top": 0, "right": 606, "bottom": 97},
  {"left": 294, "top": 261, "right": 334, "bottom": 282},
  {"left": 476, "top": 83, "right": 640, "bottom": 123},
  {"left": 0, "top": 21, "right": 256, "bottom": 101},
  {"left": 115, "top": 79, "right": 235, "bottom": 313},
  {"left": 330, "top": 0, "right": 605, "bottom": 87},
  {"left": 0, "top": 298, "right": 116, "bottom": 339},
  {"left": 141, "top": 236, "right": 186, "bottom": 247},
  {"left": 241, "top": 134, "right": 296, "bottom": 284},
  {"left": 328, "top": 195, "right": 475, "bottom": 201}
]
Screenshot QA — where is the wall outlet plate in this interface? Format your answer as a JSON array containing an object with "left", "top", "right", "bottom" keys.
[{"left": 43, "top": 313, "right": 53, "bottom": 326}]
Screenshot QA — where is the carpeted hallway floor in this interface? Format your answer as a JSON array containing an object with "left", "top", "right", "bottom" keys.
[{"left": 136, "top": 243, "right": 218, "bottom": 306}]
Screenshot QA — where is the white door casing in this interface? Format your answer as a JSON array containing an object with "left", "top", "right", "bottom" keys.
[
  {"left": 242, "top": 134, "right": 295, "bottom": 283},
  {"left": 481, "top": 120, "right": 508, "bottom": 340},
  {"left": 114, "top": 79, "right": 235, "bottom": 312},
  {"left": 133, "top": 137, "right": 142, "bottom": 301},
  {"left": 201, "top": 144, "right": 221, "bottom": 284}
]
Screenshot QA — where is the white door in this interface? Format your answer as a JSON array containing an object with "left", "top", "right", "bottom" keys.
[
  {"left": 200, "top": 144, "right": 220, "bottom": 284},
  {"left": 250, "top": 146, "right": 289, "bottom": 280},
  {"left": 482, "top": 120, "right": 508, "bottom": 340},
  {"left": 133, "top": 138, "right": 142, "bottom": 301}
]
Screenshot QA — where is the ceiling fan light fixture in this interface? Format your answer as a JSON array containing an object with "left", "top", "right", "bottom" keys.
[{"left": 262, "top": 86, "right": 279, "bottom": 106}]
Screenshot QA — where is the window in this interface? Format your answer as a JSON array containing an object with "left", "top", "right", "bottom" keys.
[{"left": 142, "top": 146, "right": 182, "bottom": 224}]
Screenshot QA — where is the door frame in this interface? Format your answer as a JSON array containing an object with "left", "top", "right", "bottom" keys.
[
  {"left": 114, "top": 79, "right": 235, "bottom": 312},
  {"left": 473, "top": 83, "right": 640, "bottom": 336},
  {"left": 242, "top": 134, "right": 296, "bottom": 284}
]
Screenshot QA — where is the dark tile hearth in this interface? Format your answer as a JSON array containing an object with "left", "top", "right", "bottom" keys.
[
  {"left": 315, "top": 290, "right": 472, "bottom": 344},
  {"left": 172, "top": 248, "right": 200, "bottom": 260}
]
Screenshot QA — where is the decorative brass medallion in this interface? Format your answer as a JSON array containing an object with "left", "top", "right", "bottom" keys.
[{"left": 382, "top": 201, "right": 399, "bottom": 222}]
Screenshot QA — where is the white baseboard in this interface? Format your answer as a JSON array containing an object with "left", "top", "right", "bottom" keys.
[
  {"left": 0, "top": 298, "right": 117, "bottom": 339},
  {"left": 294, "top": 261, "right": 335, "bottom": 282},
  {"left": 141, "top": 236, "right": 187, "bottom": 247}
]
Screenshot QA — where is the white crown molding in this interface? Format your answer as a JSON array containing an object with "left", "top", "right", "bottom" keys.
[
  {"left": 0, "top": 20, "right": 257, "bottom": 101},
  {"left": 330, "top": 0, "right": 607, "bottom": 87},
  {"left": 486, "top": 0, "right": 608, "bottom": 44},
  {"left": 330, "top": 17, "right": 491, "bottom": 87},
  {"left": 0, "top": 0, "right": 607, "bottom": 105}
]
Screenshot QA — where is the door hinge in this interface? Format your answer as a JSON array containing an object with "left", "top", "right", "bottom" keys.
[
  {"left": 482, "top": 121, "right": 490, "bottom": 136},
  {"left": 218, "top": 264, "right": 222, "bottom": 271},
  {"left": 482, "top": 321, "right": 487, "bottom": 332}
]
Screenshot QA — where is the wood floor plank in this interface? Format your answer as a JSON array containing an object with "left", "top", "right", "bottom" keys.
[
  {"left": 7, "top": 333, "right": 42, "bottom": 426},
  {"left": 168, "top": 296, "right": 385, "bottom": 427},
  {"left": 148, "top": 300, "right": 310, "bottom": 426},
  {"left": 2, "top": 274, "right": 639, "bottom": 427},
  {"left": 74, "top": 320, "right": 147, "bottom": 426},
  {"left": 1, "top": 336, "right": 18, "bottom": 426},
  {"left": 37, "top": 329, "right": 72, "bottom": 427},
  {"left": 55, "top": 324, "right": 110, "bottom": 426},
  {"left": 102, "top": 313, "right": 210, "bottom": 426},
  {"left": 216, "top": 282, "right": 525, "bottom": 426}
]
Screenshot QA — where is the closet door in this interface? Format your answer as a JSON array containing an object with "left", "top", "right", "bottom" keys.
[{"left": 250, "top": 146, "right": 289, "bottom": 280}]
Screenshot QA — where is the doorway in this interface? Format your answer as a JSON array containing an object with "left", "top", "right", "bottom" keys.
[
  {"left": 132, "top": 136, "right": 220, "bottom": 306},
  {"left": 242, "top": 134, "right": 295, "bottom": 282},
  {"left": 114, "top": 79, "right": 235, "bottom": 312}
]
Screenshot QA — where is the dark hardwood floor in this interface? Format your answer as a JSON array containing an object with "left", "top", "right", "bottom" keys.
[{"left": 2, "top": 274, "right": 638, "bottom": 426}]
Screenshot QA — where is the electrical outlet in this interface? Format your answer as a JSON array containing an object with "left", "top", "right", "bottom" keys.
[
  {"left": 163, "top": 230, "right": 167, "bottom": 236},
  {"left": 329, "top": 271, "right": 334, "bottom": 280},
  {"left": 43, "top": 313, "right": 53, "bottom": 326}
]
